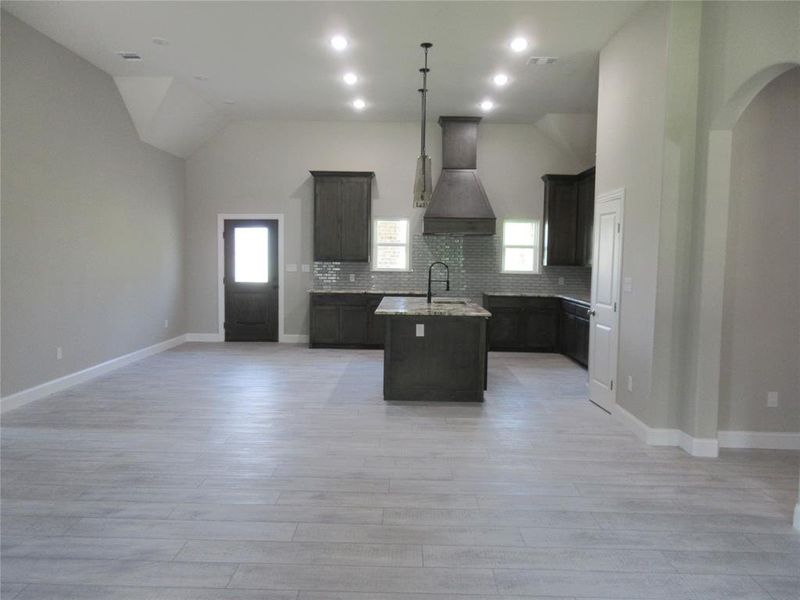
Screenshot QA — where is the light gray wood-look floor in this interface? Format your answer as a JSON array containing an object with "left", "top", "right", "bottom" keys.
[{"left": 1, "top": 343, "right": 798, "bottom": 600}]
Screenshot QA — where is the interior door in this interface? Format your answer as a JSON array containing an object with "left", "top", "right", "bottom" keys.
[
  {"left": 588, "top": 191, "right": 623, "bottom": 412},
  {"left": 224, "top": 219, "right": 279, "bottom": 341}
]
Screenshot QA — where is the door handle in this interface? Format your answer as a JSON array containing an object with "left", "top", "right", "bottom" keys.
[{"left": 588, "top": 309, "right": 596, "bottom": 317}]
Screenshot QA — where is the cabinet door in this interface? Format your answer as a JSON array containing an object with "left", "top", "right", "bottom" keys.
[
  {"left": 575, "top": 317, "right": 590, "bottom": 367},
  {"left": 340, "top": 306, "right": 368, "bottom": 345},
  {"left": 543, "top": 178, "right": 579, "bottom": 266},
  {"left": 576, "top": 172, "right": 595, "bottom": 267},
  {"left": 314, "top": 178, "right": 341, "bottom": 260},
  {"left": 487, "top": 306, "right": 524, "bottom": 349},
  {"left": 559, "top": 311, "right": 577, "bottom": 359},
  {"left": 310, "top": 305, "right": 340, "bottom": 344},
  {"left": 366, "top": 296, "right": 385, "bottom": 347},
  {"left": 523, "top": 307, "right": 559, "bottom": 351},
  {"left": 340, "top": 178, "right": 371, "bottom": 261}
]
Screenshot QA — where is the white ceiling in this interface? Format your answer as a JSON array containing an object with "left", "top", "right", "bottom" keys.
[{"left": 5, "top": 1, "right": 644, "bottom": 123}]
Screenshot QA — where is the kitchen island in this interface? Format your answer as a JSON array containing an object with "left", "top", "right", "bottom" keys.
[{"left": 375, "top": 296, "right": 491, "bottom": 402}]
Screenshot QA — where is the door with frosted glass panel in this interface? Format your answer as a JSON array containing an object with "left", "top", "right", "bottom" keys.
[{"left": 223, "top": 220, "right": 279, "bottom": 341}]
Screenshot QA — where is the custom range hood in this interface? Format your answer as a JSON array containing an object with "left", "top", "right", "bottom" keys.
[{"left": 423, "top": 116, "right": 496, "bottom": 235}]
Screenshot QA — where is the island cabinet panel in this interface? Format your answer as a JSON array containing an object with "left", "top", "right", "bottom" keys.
[
  {"left": 311, "top": 171, "right": 374, "bottom": 262},
  {"left": 541, "top": 167, "right": 595, "bottom": 267},
  {"left": 384, "top": 316, "right": 486, "bottom": 402},
  {"left": 483, "top": 295, "right": 560, "bottom": 352}
]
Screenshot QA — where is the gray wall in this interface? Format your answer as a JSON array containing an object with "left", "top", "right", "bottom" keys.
[
  {"left": 719, "top": 67, "right": 800, "bottom": 433},
  {"left": 1, "top": 13, "right": 186, "bottom": 396},
  {"left": 186, "top": 120, "right": 587, "bottom": 336},
  {"left": 595, "top": 2, "right": 669, "bottom": 426}
]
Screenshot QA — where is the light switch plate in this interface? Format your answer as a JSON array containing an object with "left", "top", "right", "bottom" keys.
[
  {"left": 416, "top": 324, "right": 424, "bottom": 337},
  {"left": 767, "top": 391, "right": 779, "bottom": 407},
  {"left": 286, "top": 264, "right": 297, "bottom": 272},
  {"left": 301, "top": 264, "right": 310, "bottom": 272},
  {"left": 623, "top": 277, "right": 633, "bottom": 293}
]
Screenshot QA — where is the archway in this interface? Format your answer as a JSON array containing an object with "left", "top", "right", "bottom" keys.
[{"left": 693, "top": 63, "right": 799, "bottom": 528}]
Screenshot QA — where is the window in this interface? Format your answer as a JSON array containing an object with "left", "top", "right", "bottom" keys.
[
  {"left": 502, "top": 219, "right": 540, "bottom": 273},
  {"left": 372, "top": 218, "right": 410, "bottom": 271},
  {"left": 234, "top": 227, "right": 269, "bottom": 282}
]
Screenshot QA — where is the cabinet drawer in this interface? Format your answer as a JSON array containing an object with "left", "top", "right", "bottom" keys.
[{"left": 311, "top": 293, "right": 367, "bottom": 306}]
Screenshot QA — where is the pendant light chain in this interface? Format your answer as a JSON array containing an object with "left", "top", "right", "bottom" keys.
[{"left": 413, "top": 42, "right": 433, "bottom": 208}]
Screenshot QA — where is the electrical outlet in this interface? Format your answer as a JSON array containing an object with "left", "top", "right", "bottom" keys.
[
  {"left": 349, "top": 274, "right": 356, "bottom": 282},
  {"left": 627, "top": 376, "right": 633, "bottom": 392},
  {"left": 56, "top": 347, "right": 63, "bottom": 360},
  {"left": 301, "top": 264, "right": 310, "bottom": 273},
  {"left": 164, "top": 320, "right": 169, "bottom": 329},
  {"left": 416, "top": 324, "right": 425, "bottom": 337},
  {"left": 558, "top": 277, "right": 565, "bottom": 286},
  {"left": 767, "top": 391, "right": 779, "bottom": 408}
]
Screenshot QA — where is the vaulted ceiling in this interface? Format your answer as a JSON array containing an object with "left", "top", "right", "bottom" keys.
[{"left": 5, "top": 1, "right": 643, "bottom": 156}]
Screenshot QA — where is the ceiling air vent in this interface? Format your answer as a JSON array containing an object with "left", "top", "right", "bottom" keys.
[
  {"left": 117, "top": 52, "right": 142, "bottom": 61},
  {"left": 527, "top": 56, "right": 558, "bottom": 66}
]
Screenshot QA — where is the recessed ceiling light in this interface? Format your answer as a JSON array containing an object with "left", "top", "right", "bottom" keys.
[
  {"left": 343, "top": 72, "right": 358, "bottom": 85},
  {"left": 493, "top": 73, "right": 509, "bottom": 86},
  {"left": 152, "top": 37, "right": 169, "bottom": 46},
  {"left": 193, "top": 75, "right": 208, "bottom": 81},
  {"left": 117, "top": 52, "right": 142, "bottom": 61},
  {"left": 510, "top": 37, "right": 528, "bottom": 53},
  {"left": 480, "top": 99, "right": 494, "bottom": 112},
  {"left": 330, "top": 35, "right": 348, "bottom": 51},
  {"left": 352, "top": 98, "right": 366, "bottom": 110}
]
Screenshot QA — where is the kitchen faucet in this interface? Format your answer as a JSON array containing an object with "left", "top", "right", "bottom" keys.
[{"left": 427, "top": 261, "right": 450, "bottom": 303}]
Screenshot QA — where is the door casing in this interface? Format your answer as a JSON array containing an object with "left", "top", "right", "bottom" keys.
[{"left": 588, "top": 189, "right": 624, "bottom": 413}]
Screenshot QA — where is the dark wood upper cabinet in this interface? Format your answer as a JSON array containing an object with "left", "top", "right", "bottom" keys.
[
  {"left": 311, "top": 171, "right": 374, "bottom": 262},
  {"left": 575, "top": 168, "right": 596, "bottom": 268},
  {"left": 541, "top": 167, "right": 595, "bottom": 267}
]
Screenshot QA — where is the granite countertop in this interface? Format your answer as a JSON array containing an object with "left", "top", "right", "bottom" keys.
[
  {"left": 483, "top": 292, "right": 591, "bottom": 306},
  {"left": 375, "top": 296, "right": 491, "bottom": 318},
  {"left": 308, "top": 289, "right": 427, "bottom": 295}
]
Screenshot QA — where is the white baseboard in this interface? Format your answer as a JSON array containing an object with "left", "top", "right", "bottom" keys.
[
  {"left": 1, "top": 335, "right": 187, "bottom": 413},
  {"left": 613, "top": 404, "right": 719, "bottom": 457},
  {"left": 718, "top": 430, "right": 800, "bottom": 450},
  {"left": 280, "top": 334, "right": 309, "bottom": 344},
  {"left": 678, "top": 431, "right": 719, "bottom": 457},
  {"left": 185, "top": 332, "right": 224, "bottom": 342},
  {"left": 185, "top": 333, "right": 309, "bottom": 344}
]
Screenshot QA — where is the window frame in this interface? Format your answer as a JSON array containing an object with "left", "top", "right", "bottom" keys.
[
  {"left": 371, "top": 217, "right": 412, "bottom": 272},
  {"left": 501, "top": 218, "right": 541, "bottom": 274}
]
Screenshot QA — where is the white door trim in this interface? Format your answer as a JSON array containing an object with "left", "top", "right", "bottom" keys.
[
  {"left": 217, "top": 213, "right": 286, "bottom": 342},
  {"left": 588, "top": 187, "right": 625, "bottom": 412}
]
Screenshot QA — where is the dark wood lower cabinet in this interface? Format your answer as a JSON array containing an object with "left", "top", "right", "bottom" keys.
[
  {"left": 484, "top": 294, "right": 590, "bottom": 368},
  {"left": 309, "top": 292, "right": 425, "bottom": 348},
  {"left": 483, "top": 296, "right": 560, "bottom": 352}
]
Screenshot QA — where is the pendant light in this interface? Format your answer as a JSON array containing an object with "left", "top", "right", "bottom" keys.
[{"left": 413, "top": 42, "right": 433, "bottom": 208}]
